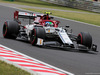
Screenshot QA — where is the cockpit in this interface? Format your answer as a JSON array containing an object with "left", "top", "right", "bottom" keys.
[{"left": 45, "top": 21, "right": 54, "bottom": 27}]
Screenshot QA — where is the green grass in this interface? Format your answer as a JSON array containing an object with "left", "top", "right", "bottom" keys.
[
  {"left": 0, "top": 0, "right": 95, "bottom": 12},
  {"left": 0, "top": 60, "right": 31, "bottom": 75},
  {"left": 23, "top": 8, "right": 100, "bottom": 26}
]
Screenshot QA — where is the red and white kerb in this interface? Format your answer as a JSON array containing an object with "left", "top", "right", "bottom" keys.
[{"left": 0, "top": 45, "right": 74, "bottom": 75}]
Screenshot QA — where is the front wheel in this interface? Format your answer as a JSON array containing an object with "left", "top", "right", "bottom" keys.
[
  {"left": 30, "top": 27, "right": 45, "bottom": 45},
  {"left": 77, "top": 32, "right": 92, "bottom": 49}
]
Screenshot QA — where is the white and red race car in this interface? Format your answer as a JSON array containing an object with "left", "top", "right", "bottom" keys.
[{"left": 3, "top": 11, "right": 97, "bottom": 52}]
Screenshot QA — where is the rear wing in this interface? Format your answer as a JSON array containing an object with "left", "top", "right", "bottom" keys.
[
  {"left": 14, "top": 11, "right": 37, "bottom": 20},
  {"left": 14, "top": 11, "right": 45, "bottom": 20}
]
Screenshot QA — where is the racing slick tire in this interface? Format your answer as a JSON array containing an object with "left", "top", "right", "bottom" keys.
[
  {"left": 3, "top": 20, "right": 20, "bottom": 39},
  {"left": 30, "top": 27, "right": 45, "bottom": 45},
  {"left": 77, "top": 32, "right": 92, "bottom": 49}
]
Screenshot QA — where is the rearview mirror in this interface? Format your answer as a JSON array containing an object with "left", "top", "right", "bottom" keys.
[{"left": 66, "top": 25, "right": 70, "bottom": 28}]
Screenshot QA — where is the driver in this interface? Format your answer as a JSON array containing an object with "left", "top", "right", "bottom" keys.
[{"left": 45, "top": 22, "right": 54, "bottom": 27}]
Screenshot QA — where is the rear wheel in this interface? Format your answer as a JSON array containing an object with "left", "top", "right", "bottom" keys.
[
  {"left": 3, "top": 21, "right": 20, "bottom": 39},
  {"left": 30, "top": 27, "right": 45, "bottom": 45},
  {"left": 77, "top": 32, "right": 92, "bottom": 49}
]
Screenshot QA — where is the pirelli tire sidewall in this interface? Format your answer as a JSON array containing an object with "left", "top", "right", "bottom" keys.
[
  {"left": 77, "top": 32, "right": 92, "bottom": 49},
  {"left": 30, "top": 27, "right": 46, "bottom": 45},
  {"left": 3, "top": 20, "right": 20, "bottom": 39}
]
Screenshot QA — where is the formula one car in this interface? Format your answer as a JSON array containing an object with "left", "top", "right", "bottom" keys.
[{"left": 3, "top": 11, "right": 97, "bottom": 52}]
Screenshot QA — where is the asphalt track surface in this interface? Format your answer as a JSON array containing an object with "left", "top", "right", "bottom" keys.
[{"left": 0, "top": 5, "right": 100, "bottom": 75}]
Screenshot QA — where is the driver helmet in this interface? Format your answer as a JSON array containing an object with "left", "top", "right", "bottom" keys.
[{"left": 45, "top": 22, "right": 54, "bottom": 27}]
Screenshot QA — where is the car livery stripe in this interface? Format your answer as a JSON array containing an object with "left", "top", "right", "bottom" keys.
[
  {"left": 58, "top": 32, "right": 66, "bottom": 43},
  {"left": 0, "top": 44, "right": 74, "bottom": 75}
]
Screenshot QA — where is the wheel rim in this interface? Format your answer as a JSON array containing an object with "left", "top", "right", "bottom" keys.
[
  {"left": 77, "top": 33, "right": 83, "bottom": 44},
  {"left": 31, "top": 29, "right": 36, "bottom": 45},
  {"left": 3, "top": 22, "right": 8, "bottom": 37}
]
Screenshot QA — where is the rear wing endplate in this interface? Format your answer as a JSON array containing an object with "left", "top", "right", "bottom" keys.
[{"left": 14, "top": 11, "right": 37, "bottom": 20}]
